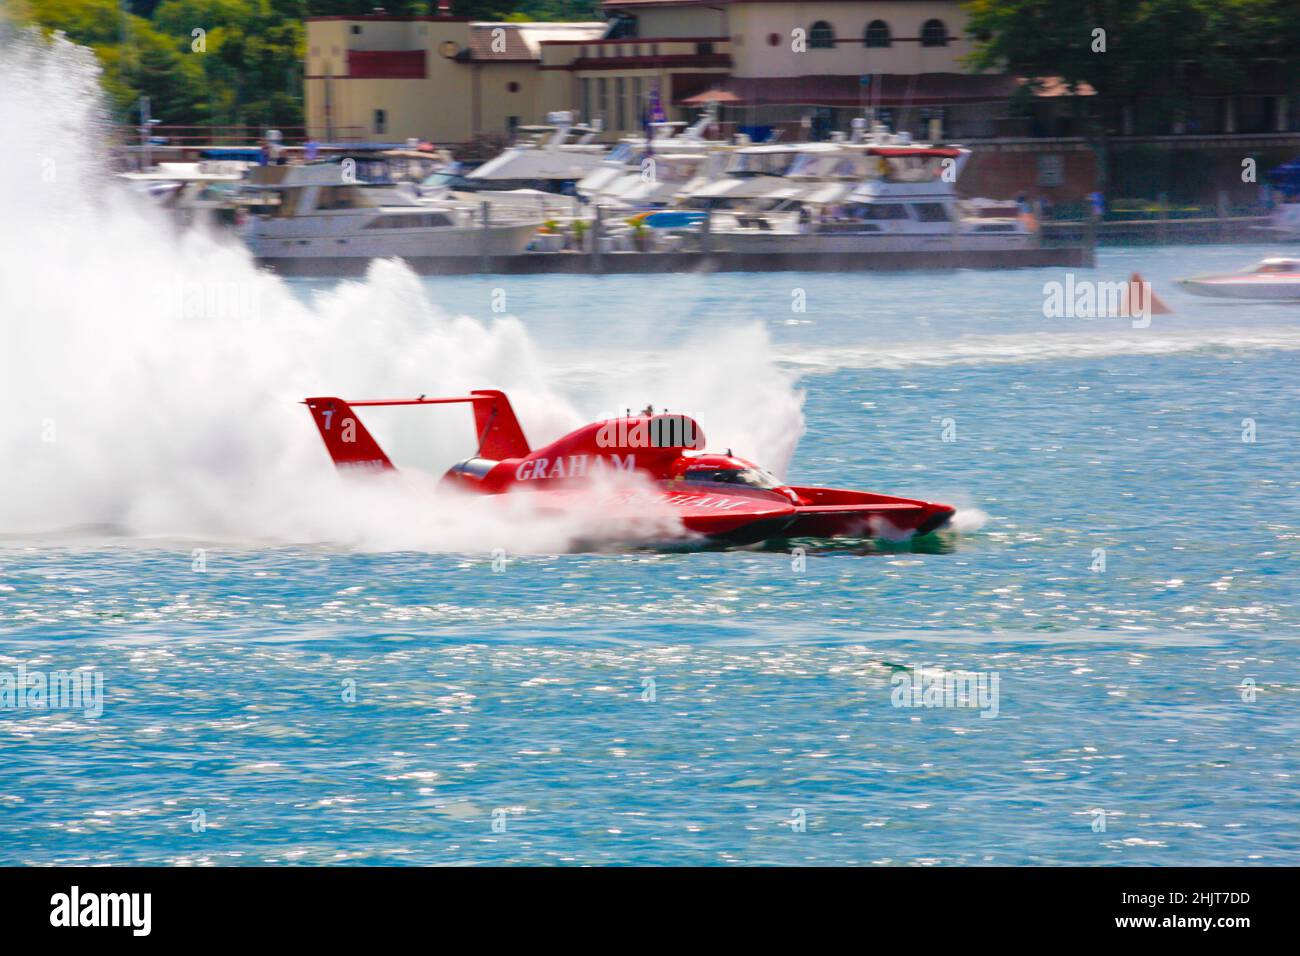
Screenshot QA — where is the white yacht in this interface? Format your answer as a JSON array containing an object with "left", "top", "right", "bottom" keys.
[
  {"left": 577, "top": 109, "right": 725, "bottom": 208},
  {"left": 460, "top": 111, "right": 607, "bottom": 194},
  {"left": 712, "top": 140, "right": 1036, "bottom": 254},
  {"left": 239, "top": 162, "right": 540, "bottom": 268},
  {"left": 678, "top": 141, "right": 814, "bottom": 210},
  {"left": 119, "top": 161, "right": 248, "bottom": 228}
]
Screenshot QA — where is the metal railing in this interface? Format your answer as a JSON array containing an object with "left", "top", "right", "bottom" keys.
[{"left": 110, "top": 125, "right": 367, "bottom": 147}]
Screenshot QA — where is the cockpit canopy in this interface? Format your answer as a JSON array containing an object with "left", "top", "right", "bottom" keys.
[
  {"left": 677, "top": 455, "right": 785, "bottom": 490},
  {"left": 1249, "top": 258, "right": 1300, "bottom": 274},
  {"left": 593, "top": 413, "right": 705, "bottom": 452}
]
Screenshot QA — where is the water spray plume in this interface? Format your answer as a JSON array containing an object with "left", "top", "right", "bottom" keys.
[{"left": 0, "top": 29, "right": 807, "bottom": 551}]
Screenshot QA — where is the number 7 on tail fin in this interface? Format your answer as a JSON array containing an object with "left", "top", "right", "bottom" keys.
[
  {"left": 302, "top": 390, "right": 531, "bottom": 472},
  {"left": 303, "top": 397, "right": 395, "bottom": 471}
]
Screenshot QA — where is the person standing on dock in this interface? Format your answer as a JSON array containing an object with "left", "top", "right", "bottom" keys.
[{"left": 1088, "top": 191, "right": 1106, "bottom": 220}]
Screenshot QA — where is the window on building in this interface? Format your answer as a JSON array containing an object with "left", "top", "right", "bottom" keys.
[
  {"left": 373, "top": 109, "right": 386, "bottom": 135},
  {"left": 921, "top": 19, "right": 948, "bottom": 47},
  {"left": 809, "top": 21, "right": 835, "bottom": 49},
  {"left": 581, "top": 78, "right": 592, "bottom": 121},
  {"left": 351, "top": 25, "right": 361, "bottom": 36},
  {"left": 864, "top": 20, "right": 891, "bottom": 48},
  {"left": 608, "top": 13, "right": 638, "bottom": 40},
  {"left": 598, "top": 78, "right": 609, "bottom": 125},
  {"left": 633, "top": 76, "right": 643, "bottom": 125},
  {"left": 696, "top": 42, "right": 714, "bottom": 55},
  {"left": 616, "top": 77, "right": 626, "bottom": 131}
]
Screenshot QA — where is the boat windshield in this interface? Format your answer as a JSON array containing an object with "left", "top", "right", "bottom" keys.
[
  {"left": 683, "top": 467, "right": 784, "bottom": 490},
  {"left": 608, "top": 144, "right": 636, "bottom": 164},
  {"left": 787, "top": 155, "right": 862, "bottom": 178},
  {"left": 725, "top": 152, "right": 798, "bottom": 178}
]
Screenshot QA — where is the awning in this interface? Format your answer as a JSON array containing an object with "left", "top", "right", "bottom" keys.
[
  {"left": 681, "top": 88, "right": 742, "bottom": 104},
  {"left": 676, "top": 73, "right": 1020, "bottom": 108}
]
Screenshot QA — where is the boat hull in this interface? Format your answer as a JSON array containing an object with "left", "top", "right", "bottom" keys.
[
  {"left": 246, "top": 220, "right": 540, "bottom": 263},
  {"left": 463, "top": 482, "right": 953, "bottom": 548},
  {"left": 717, "top": 231, "right": 1034, "bottom": 254},
  {"left": 781, "top": 486, "right": 955, "bottom": 540},
  {"left": 1177, "top": 277, "right": 1300, "bottom": 300}
]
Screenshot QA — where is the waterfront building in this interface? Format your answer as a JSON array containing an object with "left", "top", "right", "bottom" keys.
[{"left": 302, "top": 2, "right": 1299, "bottom": 206}]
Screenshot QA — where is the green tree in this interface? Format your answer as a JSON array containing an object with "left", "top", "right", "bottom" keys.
[
  {"left": 962, "top": 0, "right": 1300, "bottom": 190},
  {"left": 964, "top": 0, "right": 1298, "bottom": 121},
  {"left": 23, "top": 0, "right": 607, "bottom": 128}
]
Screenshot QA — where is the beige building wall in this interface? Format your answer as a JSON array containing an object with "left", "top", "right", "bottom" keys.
[
  {"left": 632, "top": 7, "right": 728, "bottom": 38},
  {"left": 305, "top": 18, "right": 478, "bottom": 142},
  {"left": 539, "top": 69, "right": 580, "bottom": 123},
  {"left": 305, "top": 18, "right": 610, "bottom": 143},
  {"left": 310, "top": 77, "right": 443, "bottom": 141},
  {"left": 302, "top": 4, "right": 980, "bottom": 143},
  {"left": 726, "top": 1, "right": 972, "bottom": 77},
  {"left": 473, "top": 63, "right": 544, "bottom": 138}
]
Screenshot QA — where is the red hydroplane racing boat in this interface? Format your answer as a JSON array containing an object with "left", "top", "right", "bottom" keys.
[{"left": 303, "top": 390, "right": 955, "bottom": 546}]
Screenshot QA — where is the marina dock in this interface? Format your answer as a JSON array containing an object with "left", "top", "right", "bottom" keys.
[
  {"left": 259, "top": 244, "right": 1093, "bottom": 277},
  {"left": 1042, "top": 215, "right": 1276, "bottom": 246}
]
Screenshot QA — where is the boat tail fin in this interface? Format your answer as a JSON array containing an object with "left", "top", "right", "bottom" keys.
[
  {"left": 470, "top": 389, "right": 530, "bottom": 459},
  {"left": 303, "top": 397, "right": 395, "bottom": 471},
  {"left": 1126, "top": 272, "right": 1174, "bottom": 315}
]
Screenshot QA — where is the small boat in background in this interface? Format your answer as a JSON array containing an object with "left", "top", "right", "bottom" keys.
[
  {"left": 119, "top": 161, "right": 247, "bottom": 228},
  {"left": 1177, "top": 257, "right": 1300, "bottom": 300}
]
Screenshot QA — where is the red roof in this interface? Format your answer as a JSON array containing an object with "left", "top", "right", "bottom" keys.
[
  {"left": 602, "top": 0, "right": 840, "bottom": 6},
  {"left": 306, "top": 14, "right": 472, "bottom": 22},
  {"left": 603, "top": 0, "right": 730, "bottom": 6}
]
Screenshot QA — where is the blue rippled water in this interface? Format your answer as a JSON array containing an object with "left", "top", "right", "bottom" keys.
[{"left": 2, "top": 246, "right": 1298, "bottom": 865}]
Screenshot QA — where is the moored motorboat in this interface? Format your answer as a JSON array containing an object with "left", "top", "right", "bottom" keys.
[
  {"left": 711, "top": 142, "right": 1036, "bottom": 254},
  {"left": 238, "top": 161, "right": 541, "bottom": 272}
]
